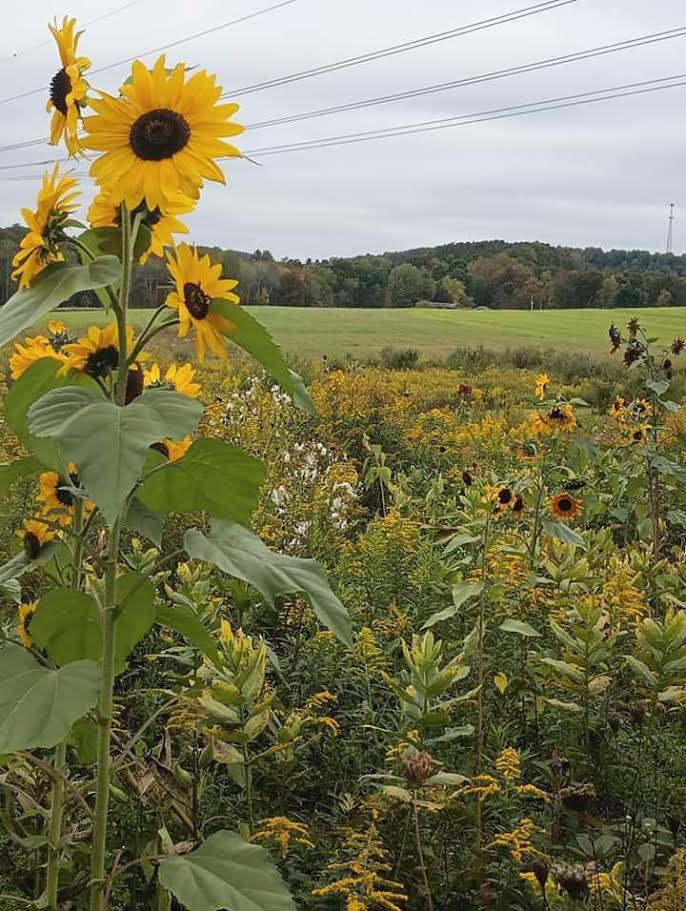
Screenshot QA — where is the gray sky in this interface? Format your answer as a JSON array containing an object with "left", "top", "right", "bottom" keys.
[{"left": 2, "top": 0, "right": 686, "bottom": 259}]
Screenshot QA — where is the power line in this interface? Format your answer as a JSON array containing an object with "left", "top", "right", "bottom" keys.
[
  {"left": 0, "top": 0, "right": 301, "bottom": 107},
  {"left": 240, "top": 72, "right": 686, "bottom": 157},
  {"left": 246, "top": 26, "right": 686, "bottom": 130},
  {"left": 219, "top": 0, "right": 581, "bottom": 98}
]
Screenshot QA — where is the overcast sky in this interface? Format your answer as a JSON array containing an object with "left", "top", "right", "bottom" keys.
[{"left": 2, "top": 0, "right": 686, "bottom": 259}]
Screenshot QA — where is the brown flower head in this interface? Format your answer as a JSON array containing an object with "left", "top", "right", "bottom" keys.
[
  {"left": 671, "top": 337, "right": 685, "bottom": 356},
  {"left": 609, "top": 323, "right": 622, "bottom": 353},
  {"left": 627, "top": 317, "right": 641, "bottom": 337},
  {"left": 402, "top": 748, "right": 433, "bottom": 787}
]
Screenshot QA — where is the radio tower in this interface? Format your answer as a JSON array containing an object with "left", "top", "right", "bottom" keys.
[{"left": 666, "top": 203, "right": 676, "bottom": 254}]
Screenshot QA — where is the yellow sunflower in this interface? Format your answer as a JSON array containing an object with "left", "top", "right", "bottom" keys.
[
  {"left": 164, "top": 243, "right": 239, "bottom": 361},
  {"left": 550, "top": 493, "right": 581, "bottom": 521},
  {"left": 47, "top": 17, "right": 90, "bottom": 156},
  {"left": 629, "top": 425, "right": 649, "bottom": 446},
  {"left": 17, "top": 519, "right": 55, "bottom": 560},
  {"left": 543, "top": 403, "right": 577, "bottom": 432},
  {"left": 535, "top": 373, "right": 550, "bottom": 401},
  {"left": 83, "top": 55, "right": 243, "bottom": 212},
  {"left": 87, "top": 188, "right": 193, "bottom": 262},
  {"left": 144, "top": 362, "right": 201, "bottom": 398},
  {"left": 11, "top": 165, "right": 80, "bottom": 289},
  {"left": 17, "top": 601, "right": 38, "bottom": 649},
  {"left": 62, "top": 322, "right": 136, "bottom": 379},
  {"left": 36, "top": 464, "right": 84, "bottom": 527},
  {"left": 152, "top": 436, "right": 193, "bottom": 462},
  {"left": 9, "top": 321, "right": 75, "bottom": 380}
]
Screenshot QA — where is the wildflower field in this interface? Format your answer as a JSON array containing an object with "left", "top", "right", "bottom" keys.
[{"left": 3, "top": 14, "right": 686, "bottom": 911}]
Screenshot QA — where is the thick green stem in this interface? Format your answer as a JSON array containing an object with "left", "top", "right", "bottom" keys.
[{"left": 89, "top": 207, "right": 133, "bottom": 911}]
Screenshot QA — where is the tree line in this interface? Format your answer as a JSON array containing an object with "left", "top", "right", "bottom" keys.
[{"left": 1, "top": 225, "right": 686, "bottom": 309}]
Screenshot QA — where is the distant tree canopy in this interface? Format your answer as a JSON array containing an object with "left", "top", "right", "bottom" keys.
[{"left": 0, "top": 225, "right": 685, "bottom": 310}]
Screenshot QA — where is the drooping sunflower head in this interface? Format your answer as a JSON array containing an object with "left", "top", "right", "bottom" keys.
[
  {"left": 83, "top": 55, "right": 243, "bottom": 212},
  {"left": 62, "top": 322, "right": 136, "bottom": 379},
  {"left": 165, "top": 243, "right": 239, "bottom": 361},
  {"left": 151, "top": 436, "right": 193, "bottom": 462},
  {"left": 37, "top": 466, "right": 80, "bottom": 526},
  {"left": 18, "top": 519, "right": 55, "bottom": 560},
  {"left": 17, "top": 601, "right": 38, "bottom": 648},
  {"left": 144, "top": 361, "right": 201, "bottom": 398},
  {"left": 11, "top": 165, "right": 80, "bottom": 289},
  {"left": 550, "top": 493, "right": 581, "bottom": 521},
  {"left": 87, "top": 188, "right": 193, "bottom": 262},
  {"left": 47, "top": 17, "right": 90, "bottom": 156}
]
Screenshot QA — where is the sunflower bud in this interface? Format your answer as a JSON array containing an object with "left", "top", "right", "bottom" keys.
[
  {"left": 124, "top": 363, "right": 144, "bottom": 403},
  {"left": 530, "top": 859, "right": 549, "bottom": 891},
  {"left": 402, "top": 748, "right": 433, "bottom": 787}
]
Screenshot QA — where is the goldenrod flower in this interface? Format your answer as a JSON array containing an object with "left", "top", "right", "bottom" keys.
[
  {"left": 252, "top": 817, "right": 315, "bottom": 858},
  {"left": 17, "top": 601, "right": 38, "bottom": 648},
  {"left": 62, "top": 323, "right": 136, "bottom": 379},
  {"left": 11, "top": 166, "right": 80, "bottom": 289},
  {"left": 488, "top": 817, "right": 537, "bottom": 863},
  {"left": 83, "top": 55, "right": 243, "bottom": 212},
  {"left": 550, "top": 492, "right": 581, "bottom": 520},
  {"left": 17, "top": 519, "right": 55, "bottom": 559},
  {"left": 144, "top": 362, "right": 201, "bottom": 398},
  {"left": 152, "top": 436, "right": 193, "bottom": 462},
  {"left": 495, "top": 747, "right": 521, "bottom": 783},
  {"left": 535, "top": 373, "right": 550, "bottom": 400},
  {"left": 87, "top": 188, "right": 193, "bottom": 262},
  {"left": 164, "top": 244, "right": 239, "bottom": 361},
  {"left": 47, "top": 17, "right": 90, "bottom": 156}
]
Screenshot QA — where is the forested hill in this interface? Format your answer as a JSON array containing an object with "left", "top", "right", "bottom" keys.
[{"left": 1, "top": 223, "right": 686, "bottom": 310}]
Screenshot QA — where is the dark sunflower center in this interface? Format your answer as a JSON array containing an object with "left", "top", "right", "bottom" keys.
[
  {"left": 49, "top": 329, "right": 76, "bottom": 353},
  {"left": 23, "top": 532, "right": 41, "bottom": 560},
  {"left": 183, "top": 282, "right": 211, "bottom": 320},
  {"left": 50, "top": 67, "right": 72, "bottom": 115},
  {"left": 55, "top": 475, "right": 74, "bottom": 508},
  {"left": 498, "top": 488, "right": 513, "bottom": 505},
  {"left": 558, "top": 497, "right": 573, "bottom": 512},
  {"left": 129, "top": 108, "right": 190, "bottom": 161},
  {"left": 85, "top": 345, "right": 120, "bottom": 379},
  {"left": 150, "top": 442, "right": 170, "bottom": 459}
]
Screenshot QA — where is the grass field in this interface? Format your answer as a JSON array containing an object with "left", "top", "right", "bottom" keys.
[{"left": 48, "top": 306, "right": 686, "bottom": 361}]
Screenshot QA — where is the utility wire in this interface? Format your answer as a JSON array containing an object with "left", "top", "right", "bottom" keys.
[
  {"left": 246, "top": 26, "right": 686, "bottom": 130},
  {"left": 219, "top": 0, "right": 580, "bottom": 98},
  {"left": 0, "top": 0, "right": 301, "bottom": 107}
]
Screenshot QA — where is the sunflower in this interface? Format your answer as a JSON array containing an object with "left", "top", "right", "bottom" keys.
[
  {"left": 36, "top": 465, "right": 83, "bottom": 526},
  {"left": 151, "top": 436, "right": 193, "bottom": 462},
  {"left": 543, "top": 403, "right": 576, "bottom": 432},
  {"left": 512, "top": 495, "right": 525, "bottom": 519},
  {"left": 550, "top": 493, "right": 581, "bottom": 521},
  {"left": 11, "top": 165, "right": 80, "bottom": 289},
  {"left": 87, "top": 188, "right": 193, "bottom": 262},
  {"left": 62, "top": 322, "right": 136, "bottom": 378},
  {"left": 535, "top": 373, "right": 550, "bottom": 401},
  {"left": 496, "top": 487, "right": 514, "bottom": 512},
  {"left": 632, "top": 399, "right": 653, "bottom": 418},
  {"left": 164, "top": 243, "right": 239, "bottom": 361},
  {"left": 609, "top": 397, "right": 627, "bottom": 423},
  {"left": 629, "top": 425, "right": 649, "bottom": 445},
  {"left": 144, "top": 361, "right": 201, "bottom": 398},
  {"left": 47, "top": 17, "right": 90, "bottom": 156},
  {"left": 18, "top": 519, "right": 55, "bottom": 560},
  {"left": 17, "top": 601, "right": 38, "bottom": 649},
  {"left": 9, "top": 321, "right": 76, "bottom": 380},
  {"left": 83, "top": 55, "right": 243, "bottom": 212}
]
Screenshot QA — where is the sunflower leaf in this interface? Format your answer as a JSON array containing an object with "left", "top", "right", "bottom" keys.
[
  {"left": 137, "top": 438, "right": 265, "bottom": 526},
  {"left": 185, "top": 521, "right": 352, "bottom": 646},
  {"left": 0, "top": 644, "right": 101, "bottom": 753},
  {"left": 27, "top": 388, "right": 203, "bottom": 524},
  {"left": 0, "top": 257, "right": 121, "bottom": 348},
  {"left": 210, "top": 298, "right": 316, "bottom": 415},
  {"left": 0, "top": 457, "right": 42, "bottom": 496}
]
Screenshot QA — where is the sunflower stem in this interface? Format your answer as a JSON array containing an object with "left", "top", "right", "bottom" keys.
[
  {"left": 89, "top": 207, "right": 133, "bottom": 911},
  {"left": 128, "top": 317, "right": 180, "bottom": 365}
]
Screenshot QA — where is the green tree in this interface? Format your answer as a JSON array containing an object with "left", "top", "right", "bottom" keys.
[{"left": 385, "top": 264, "right": 433, "bottom": 308}]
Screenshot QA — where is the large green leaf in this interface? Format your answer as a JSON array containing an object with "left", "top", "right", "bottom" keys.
[
  {"left": 5, "top": 359, "right": 99, "bottom": 468},
  {"left": 126, "top": 498, "right": 164, "bottom": 546},
  {"left": 0, "top": 542, "right": 60, "bottom": 585},
  {"left": 159, "top": 830, "right": 295, "bottom": 911},
  {"left": 138, "top": 439, "right": 265, "bottom": 525},
  {"left": 27, "top": 388, "right": 203, "bottom": 523},
  {"left": 156, "top": 604, "right": 221, "bottom": 666},
  {"left": 211, "top": 298, "right": 316, "bottom": 415},
  {"left": 0, "top": 457, "right": 42, "bottom": 497},
  {"left": 30, "top": 590, "right": 102, "bottom": 666},
  {"left": 78, "top": 225, "right": 152, "bottom": 264},
  {"left": 0, "top": 257, "right": 121, "bottom": 348},
  {"left": 542, "top": 519, "right": 586, "bottom": 549},
  {"left": 185, "top": 521, "right": 352, "bottom": 646},
  {"left": 114, "top": 572, "right": 156, "bottom": 673},
  {"left": 0, "top": 644, "right": 100, "bottom": 753}
]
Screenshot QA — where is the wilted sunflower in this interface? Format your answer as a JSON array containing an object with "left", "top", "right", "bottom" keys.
[
  {"left": 164, "top": 243, "right": 239, "bottom": 361},
  {"left": 550, "top": 493, "right": 581, "bottom": 521},
  {"left": 144, "top": 362, "right": 201, "bottom": 398},
  {"left": 47, "top": 17, "right": 90, "bottom": 155},
  {"left": 11, "top": 166, "right": 80, "bottom": 289},
  {"left": 9, "top": 321, "right": 75, "bottom": 380},
  {"left": 18, "top": 519, "right": 55, "bottom": 559},
  {"left": 151, "top": 436, "right": 193, "bottom": 462},
  {"left": 535, "top": 373, "right": 550, "bottom": 401},
  {"left": 83, "top": 55, "right": 243, "bottom": 212},
  {"left": 62, "top": 323, "right": 136, "bottom": 379},
  {"left": 87, "top": 188, "right": 193, "bottom": 262},
  {"left": 16, "top": 601, "right": 38, "bottom": 648}
]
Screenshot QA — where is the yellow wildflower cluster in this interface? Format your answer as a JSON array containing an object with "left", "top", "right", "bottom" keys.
[
  {"left": 252, "top": 817, "right": 315, "bottom": 859},
  {"left": 495, "top": 747, "right": 521, "bottom": 783},
  {"left": 602, "top": 558, "right": 647, "bottom": 628},
  {"left": 349, "top": 627, "right": 388, "bottom": 675},
  {"left": 488, "top": 817, "right": 538, "bottom": 863}
]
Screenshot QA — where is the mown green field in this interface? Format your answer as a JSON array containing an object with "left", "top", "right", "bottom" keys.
[{"left": 48, "top": 306, "right": 686, "bottom": 360}]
